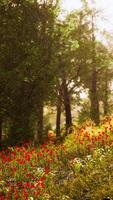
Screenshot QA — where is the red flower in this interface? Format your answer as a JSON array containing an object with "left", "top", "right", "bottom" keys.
[
  {"left": 39, "top": 182, "right": 45, "bottom": 188},
  {"left": 24, "top": 182, "right": 31, "bottom": 188},
  {"left": 102, "top": 140, "right": 105, "bottom": 145},
  {"left": 44, "top": 167, "right": 50, "bottom": 174},
  {"left": 39, "top": 176, "right": 46, "bottom": 182},
  {"left": 25, "top": 154, "right": 31, "bottom": 161},
  {"left": 79, "top": 140, "right": 84, "bottom": 145},
  {"left": 25, "top": 173, "right": 31, "bottom": 178}
]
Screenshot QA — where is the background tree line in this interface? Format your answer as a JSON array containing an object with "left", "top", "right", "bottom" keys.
[{"left": 0, "top": 0, "right": 113, "bottom": 145}]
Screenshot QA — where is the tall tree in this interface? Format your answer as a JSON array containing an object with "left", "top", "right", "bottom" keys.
[
  {"left": 0, "top": 0, "right": 59, "bottom": 144},
  {"left": 90, "top": 10, "right": 100, "bottom": 125}
]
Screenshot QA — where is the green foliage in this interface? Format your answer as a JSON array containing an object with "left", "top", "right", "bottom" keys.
[
  {"left": 78, "top": 100, "right": 90, "bottom": 124},
  {"left": 0, "top": 0, "right": 59, "bottom": 144}
]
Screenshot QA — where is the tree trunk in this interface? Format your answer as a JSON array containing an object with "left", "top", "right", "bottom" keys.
[
  {"left": 0, "top": 117, "right": 2, "bottom": 144},
  {"left": 35, "top": 102, "right": 44, "bottom": 144},
  {"left": 56, "top": 96, "right": 62, "bottom": 140},
  {"left": 90, "top": 14, "right": 100, "bottom": 126},
  {"left": 104, "top": 91, "right": 108, "bottom": 116},
  {"left": 62, "top": 79, "right": 72, "bottom": 133},
  {"left": 10, "top": 114, "right": 31, "bottom": 145},
  {"left": 104, "top": 69, "right": 108, "bottom": 116},
  {"left": 90, "top": 69, "right": 100, "bottom": 125}
]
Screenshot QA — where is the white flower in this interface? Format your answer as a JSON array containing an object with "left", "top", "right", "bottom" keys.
[{"left": 28, "top": 197, "right": 34, "bottom": 200}]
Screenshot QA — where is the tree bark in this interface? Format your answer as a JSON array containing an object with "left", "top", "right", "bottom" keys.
[
  {"left": 35, "top": 102, "right": 44, "bottom": 144},
  {"left": 56, "top": 95, "right": 62, "bottom": 140},
  {"left": 62, "top": 79, "right": 72, "bottom": 133},
  {"left": 90, "top": 13, "right": 100, "bottom": 126},
  {"left": 103, "top": 69, "right": 108, "bottom": 116},
  {"left": 0, "top": 117, "right": 2, "bottom": 144},
  {"left": 90, "top": 69, "right": 100, "bottom": 125},
  {"left": 104, "top": 91, "right": 108, "bottom": 116}
]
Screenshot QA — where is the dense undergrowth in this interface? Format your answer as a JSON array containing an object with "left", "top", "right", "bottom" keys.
[{"left": 0, "top": 117, "right": 113, "bottom": 199}]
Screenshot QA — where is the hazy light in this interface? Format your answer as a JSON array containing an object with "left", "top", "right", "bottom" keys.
[
  {"left": 61, "top": 0, "right": 82, "bottom": 12},
  {"left": 61, "top": 0, "right": 113, "bottom": 32}
]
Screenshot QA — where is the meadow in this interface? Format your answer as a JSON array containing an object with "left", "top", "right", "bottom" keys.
[{"left": 0, "top": 116, "right": 113, "bottom": 200}]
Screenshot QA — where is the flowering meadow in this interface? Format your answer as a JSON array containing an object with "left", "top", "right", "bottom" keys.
[{"left": 1, "top": 116, "right": 113, "bottom": 199}]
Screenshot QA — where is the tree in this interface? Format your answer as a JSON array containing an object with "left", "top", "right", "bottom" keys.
[
  {"left": 0, "top": 0, "right": 59, "bottom": 144},
  {"left": 54, "top": 17, "right": 82, "bottom": 134},
  {"left": 64, "top": 5, "right": 112, "bottom": 126}
]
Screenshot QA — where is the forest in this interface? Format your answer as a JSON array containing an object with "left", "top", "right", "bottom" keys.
[
  {"left": 0, "top": 0, "right": 113, "bottom": 145},
  {"left": 0, "top": 0, "right": 113, "bottom": 199}
]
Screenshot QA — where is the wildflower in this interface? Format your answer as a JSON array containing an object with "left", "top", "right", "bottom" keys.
[
  {"left": 79, "top": 140, "right": 84, "bottom": 145},
  {"left": 39, "top": 176, "right": 46, "bottom": 182},
  {"left": 25, "top": 154, "right": 31, "bottom": 161},
  {"left": 24, "top": 182, "right": 31, "bottom": 188},
  {"left": 39, "top": 182, "right": 45, "bottom": 188},
  {"left": 25, "top": 173, "right": 31, "bottom": 178},
  {"left": 29, "top": 197, "right": 34, "bottom": 200},
  {"left": 44, "top": 167, "right": 50, "bottom": 174}
]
